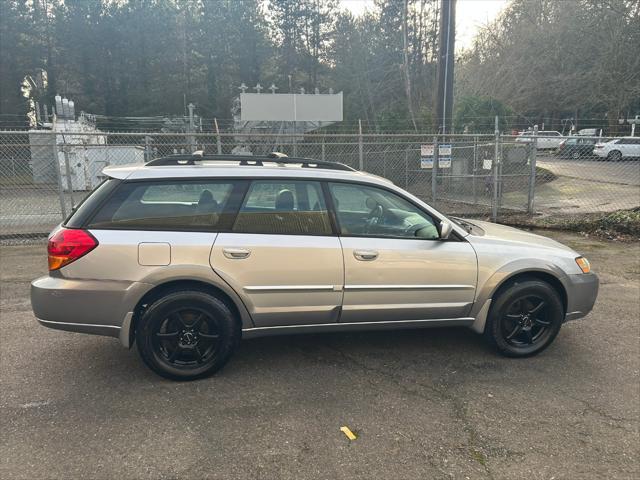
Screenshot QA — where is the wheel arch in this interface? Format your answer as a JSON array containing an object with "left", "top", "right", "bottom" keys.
[
  {"left": 491, "top": 271, "right": 567, "bottom": 314},
  {"left": 127, "top": 278, "right": 252, "bottom": 348},
  {"left": 470, "top": 266, "right": 569, "bottom": 334}
]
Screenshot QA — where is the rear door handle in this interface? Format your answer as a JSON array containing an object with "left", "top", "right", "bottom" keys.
[
  {"left": 223, "top": 248, "right": 251, "bottom": 259},
  {"left": 353, "top": 249, "right": 378, "bottom": 261}
]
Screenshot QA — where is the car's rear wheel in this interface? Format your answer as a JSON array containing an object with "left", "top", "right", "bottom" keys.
[
  {"left": 571, "top": 151, "right": 580, "bottom": 159},
  {"left": 607, "top": 150, "right": 622, "bottom": 162},
  {"left": 484, "top": 279, "right": 563, "bottom": 357},
  {"left": 136, "top": 290, "right": 239, "bottom": 380}
]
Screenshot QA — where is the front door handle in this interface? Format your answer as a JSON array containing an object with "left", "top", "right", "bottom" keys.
[
  {"left": 353, "top": 249, "right": 378, "bottom": 261},
  {"left": 223, "top": 248, "right": 251, "bottom": 259}
]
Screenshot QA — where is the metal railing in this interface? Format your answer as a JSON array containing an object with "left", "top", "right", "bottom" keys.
[{"left": 1, "top": 130, "right": 638, "bottom": 241}]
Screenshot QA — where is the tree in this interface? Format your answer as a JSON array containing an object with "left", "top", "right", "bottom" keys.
[
  {"left": 457, "top": 0, "right": 640, "bottom": 133},
  {"left": 453, "top": 96, "right": 511, "bottom": 133}
]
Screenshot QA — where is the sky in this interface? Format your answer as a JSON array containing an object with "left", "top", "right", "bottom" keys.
[{"left": 339, "top": 0, "right": 509, "bottom": 50}]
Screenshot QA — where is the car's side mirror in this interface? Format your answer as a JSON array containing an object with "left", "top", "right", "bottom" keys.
[{"left": 439, "top": 220, "right": 453, "bottom": 240}]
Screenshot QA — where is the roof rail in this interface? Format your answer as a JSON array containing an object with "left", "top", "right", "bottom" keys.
[{"left": 145, "top": 152, "right": 356, "bottom": 171}]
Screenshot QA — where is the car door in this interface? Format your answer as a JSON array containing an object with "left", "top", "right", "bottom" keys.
[
  {"left": 537, "top": 133, "right": 549, "bottom": 149},
  {"left": 619, "top": 138, "right": 640, "bottom": 158},
  {"left": 328, "top": 182, "right": 478, "bottom": 323},
  {"left": 210, "top": 179, "right": 343, "bottom": 327}
]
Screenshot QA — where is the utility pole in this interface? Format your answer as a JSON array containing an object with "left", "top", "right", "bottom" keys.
[{"left": 435, "top": 0, "right": 456, "bottom": 135}]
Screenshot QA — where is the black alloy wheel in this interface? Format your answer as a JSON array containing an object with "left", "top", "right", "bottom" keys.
[
  {"left": 136, "top": 290, "right": 239, "bottom": 380},
  {"left": 152, "top": 307, "right": 221, "bottom": 369},
  {"left": 485, "top": 279, "right": 563, "bottom": 357},
  {"left": 500, "top": 295, "right": 552, "bottom": 348}
]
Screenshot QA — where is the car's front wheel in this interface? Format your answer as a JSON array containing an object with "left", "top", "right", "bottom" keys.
[
  {"left": 136, "top": 290, "right": 239, "bottom": 380},
  {"left": 484, "top": 279, "right": 563, "bottom": 357}
]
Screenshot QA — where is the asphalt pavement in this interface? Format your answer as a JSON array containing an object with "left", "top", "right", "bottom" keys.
[{"left": 1, "top": 231, "right": 638, "bottom": 479}]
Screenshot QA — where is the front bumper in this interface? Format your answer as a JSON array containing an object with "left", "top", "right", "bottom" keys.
[
  {"left": 31, "top": 275, "right": 152, "bottom": 344},
  {"left": 564, "top": 273, "right": 599, "bottom": 321}
]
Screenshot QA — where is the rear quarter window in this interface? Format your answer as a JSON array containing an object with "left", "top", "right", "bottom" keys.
[{"left": 65, "top": 178, "right": 121, "bottom": 228}]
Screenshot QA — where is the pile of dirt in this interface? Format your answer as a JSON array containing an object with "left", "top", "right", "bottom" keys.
[{"left": 501, "top": 207, "right": 640, "bottom": 241}]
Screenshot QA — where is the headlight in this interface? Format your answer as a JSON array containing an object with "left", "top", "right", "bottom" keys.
[{"left": 575, "top": 257, "right": 591, "bottom": 274}]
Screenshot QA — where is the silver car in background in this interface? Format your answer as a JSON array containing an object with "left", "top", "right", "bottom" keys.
[{"left": 31, "top": 153, "right": 599, "bottom": 380}]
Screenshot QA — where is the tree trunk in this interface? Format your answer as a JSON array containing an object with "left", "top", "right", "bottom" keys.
[{"left": 402, "top": 0, "right": 418, "bottom": 132}]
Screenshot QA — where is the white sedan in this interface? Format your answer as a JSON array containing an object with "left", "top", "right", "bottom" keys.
[
  {"left": 593, "top": 137, "right": 640, "bottom": 161},
  {"left": 516, "top": 131, "right": 565, "bottom": 149}
]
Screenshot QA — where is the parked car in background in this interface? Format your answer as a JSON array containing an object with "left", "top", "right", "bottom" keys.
[
  {"left": 576, "top": 128, "right": 603, "bottom": 137},
  {"left": 593, "top": 137, "right": 640, "bottom": 161},
  {"left": 516, "top": 130, "right": 564, "bottom": 149},
  {"left": 31, "top": 152, "right": 599, "bottom": 380},
  {"left": 557, "top": 137, "right": 599, "bottom": 159}
]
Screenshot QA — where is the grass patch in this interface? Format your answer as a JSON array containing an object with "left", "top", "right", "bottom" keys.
[{"left": 470, "top": 449, "right": 487, "bottom": 466}]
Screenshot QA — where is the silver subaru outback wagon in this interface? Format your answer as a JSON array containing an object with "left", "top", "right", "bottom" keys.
[{"left": 31, "top": 153, "right": 599, "bottom": 380}]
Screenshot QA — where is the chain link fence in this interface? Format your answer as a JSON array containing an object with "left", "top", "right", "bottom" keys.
[{"left": 1, "top": 130, "right": 639, "bottom": 241}]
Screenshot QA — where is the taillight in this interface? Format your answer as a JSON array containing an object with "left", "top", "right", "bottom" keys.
[{"left": 48, "top": 228, "right": 98, "bottom": 271}]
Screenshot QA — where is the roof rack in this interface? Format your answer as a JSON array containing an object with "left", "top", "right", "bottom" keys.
[{"left": 145, "top": 151, "right": 356, "bottom": 171}]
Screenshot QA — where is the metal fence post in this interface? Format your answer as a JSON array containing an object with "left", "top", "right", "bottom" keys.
[
  {"left": 293, "top": 124, "right": 298, "bottom": 157},
  {"left": 527, "top": 125, "right": 538, "bottom": 214},
  {"left": 492, "top": 116, "right": 500, "bottom": 222},
  {"left": 472, "top": 135, "right": 478, "bottom": 205},
  {"left": 214, "top": 118, "right": 222, "bottom": 154},
  {"left": 358, "top": 119, "right": 364, "bottom": 170},
  {"left": 187, "top": 103, "right": 196, "bottom": 153},
  {"left": 63, "top": 146, "right": 75, "bottom": 209},
  {"left": 432, "top": 135, "right": 439, "bottom": 204},
  {"left": 53, "top": 145, "right": 68, "bottom": 220},
  {"left": 404, "top": 148, "right": 409, "bottom": 191},
  {"left": 321, "top": 139, "right": 326, "bottom": 161}
]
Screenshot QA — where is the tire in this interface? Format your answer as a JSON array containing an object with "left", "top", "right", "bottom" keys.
[
  {"left": 136, "top": 290, "right": 240, "bottom": 380},
  {"left": 571, "top": 151, "right": 580, "bottom": 160},
  {"left": 484, "top": 279, "right": 563, "bottom": 357},
  {"left": 607, "top": 150, "right": 622, "bottom": 162}
]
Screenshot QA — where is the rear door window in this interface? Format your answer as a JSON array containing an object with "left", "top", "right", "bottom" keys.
[
  {"left": 232, "top": 180, "right": 332, "bottom": 235},
  {"left": 88, "top": 180, "right": 244, "bottom": 230}
]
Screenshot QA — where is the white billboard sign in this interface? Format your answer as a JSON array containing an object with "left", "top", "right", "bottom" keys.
[{"left": 240, "top": 92, "right": 343, "bottom": 122}]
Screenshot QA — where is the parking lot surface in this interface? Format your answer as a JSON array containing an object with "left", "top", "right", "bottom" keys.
[{"left": 1, "top": 231, "right": 638, "bottom": 479}]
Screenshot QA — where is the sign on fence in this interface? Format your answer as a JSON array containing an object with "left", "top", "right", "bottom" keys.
[
  {"left": 420, "top": 144, "right": 434, "bottom": 169},
  {"left": 420, "top": 144, "right": 434, "bottom": 156},
  {"left": 438, "top": 144, "right": 452, "bottom": 156},
  {"left": 420, "top": 157, "right": 434, "bottom": 169},
  {"left": 438, "top": 144, "right": 451, "bottom": 169}
]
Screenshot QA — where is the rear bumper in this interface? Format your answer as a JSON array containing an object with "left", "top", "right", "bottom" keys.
[
  {"left": 31, "top": 275, "right": 152, "bottom": 345},
  {"left": 564, "top": 273, "right": 599, "bottom": 321}
]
